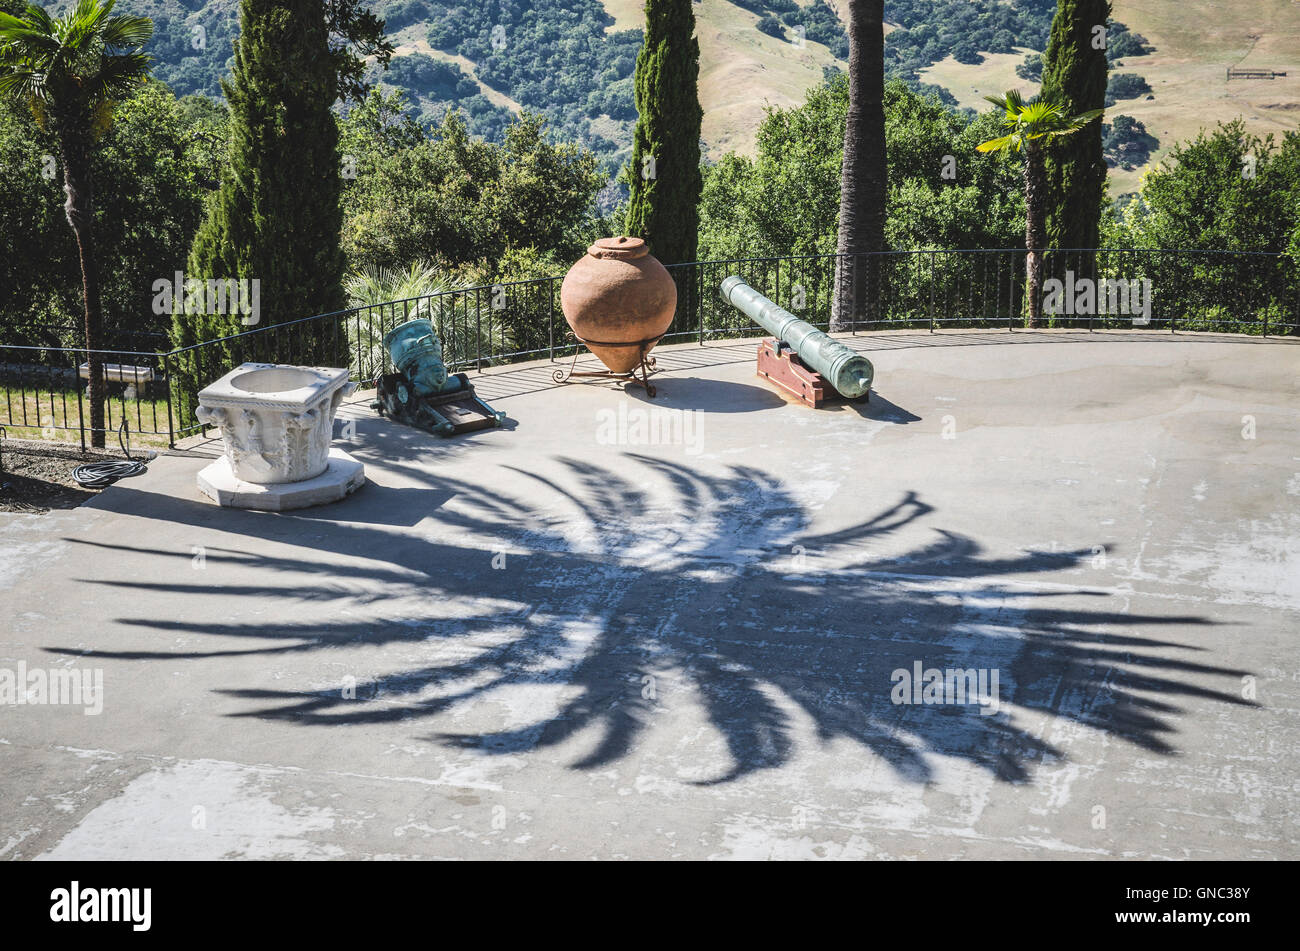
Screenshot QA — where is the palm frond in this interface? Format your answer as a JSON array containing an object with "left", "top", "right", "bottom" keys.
[
  {"left": 0, "top": 67, "right": 42, "bottom": 100},
  {"left": 0, "top": 0, "right": 151, "bottom": 119},
  {"left": 0, "top": 20, "right": 62, "bottom": 53},
  {"left": 978, "top": 134, "right": 1021, "bottom": 153},
  {"left": 63, "top": 1, "right": 111, "bottom": 53},
  {"left": 101, "top": 13, "right": 152, "bottom": 49},
  {"left": 23, "top": 6, "right": 56, "bottom": 34},
  {"left": 83, "top": 49, "right": 150, "bottom": 97},
  {"left": 977, "top": 87, "right": 1105, "bottom": 155}
]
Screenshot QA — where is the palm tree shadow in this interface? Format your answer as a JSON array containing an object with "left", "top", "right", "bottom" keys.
[{"left": 50, "top": 454, "right": 1250, "bottom": 786}]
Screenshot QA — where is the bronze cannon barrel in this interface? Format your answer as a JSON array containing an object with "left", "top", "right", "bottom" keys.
[{"left": 719, "top": 276, "right": 874, "bottom": 399}]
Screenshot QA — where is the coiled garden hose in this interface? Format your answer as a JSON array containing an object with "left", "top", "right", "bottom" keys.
[{"left": 72, "top": 422, "right": 152, "bottom": 489}]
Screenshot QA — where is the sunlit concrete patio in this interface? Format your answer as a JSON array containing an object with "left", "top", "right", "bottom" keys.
[{"left": 2, "top": 329, "right": 1298, "bottom": 859}]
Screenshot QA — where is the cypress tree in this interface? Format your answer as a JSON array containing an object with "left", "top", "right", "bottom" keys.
[
  {"left": 179, "top": 0, "right": 346, "bottom": 378},
  {"left": 1041, "top": 0, "right": 1111, "bottom": 252},
  {"left": 624, "top": 0, "right": 703, "bottom": 266}
]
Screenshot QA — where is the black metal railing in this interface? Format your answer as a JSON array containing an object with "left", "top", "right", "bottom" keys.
[
  {"left": 0, "top": 342, "right": 174, "bottom": 450},
  {"left": 2, "top": 248, "right": 1295, "bottom": 449}
]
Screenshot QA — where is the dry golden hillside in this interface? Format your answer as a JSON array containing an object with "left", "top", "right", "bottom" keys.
[
  {"left": 603, "top": 0, "right": 846, "bottom": 158},
  {"left": 389, "top": 0, "right": 1300, "bottom": 194},
  {"left": 919, "top": 0, "right": 1300, "bottom": 193}
]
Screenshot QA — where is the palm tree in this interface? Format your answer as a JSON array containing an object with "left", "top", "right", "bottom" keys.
[
  {"left": 831, "top": 0, "right": 886, "bottom": 333},
  {"left": 977, "top": 90, "right": 1103, "bottom": 328},
  {"left": 0, "top": 0, "right": 152, "bottom": 447},
  {"left": 344, "top": 262, "right": 455, "bottom": 378}
]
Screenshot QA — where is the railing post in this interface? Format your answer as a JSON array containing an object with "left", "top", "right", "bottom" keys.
[
  {"left": 164, "top": 351, "right": 176, "bottom": 449},
  {"left": 1009, "top": 252, "right": 1016, "bottom": 331},
  {"left": 1171, "top": 251, "right": 1178, "bottom": 333},
  {"left": 698, "top": 262, "right": 705, "bottom": 346},
  {"left": 1262, "top": 257, "right": 1271, "bottom": 338},
  {"left": 475, "top": 287, "right": 483, "bottom": 371},
  {"left": 769, "top": 255, "right": 780, "bottom": 327},
  {"left": 1088, "top": 250, "right": 1095, "bottom": 333},
  {"left": 76, "top": 349, "right": 86, "bottom": 452},
  {"left": 928, "top": 251, "right": 936, "bottom": 332}
]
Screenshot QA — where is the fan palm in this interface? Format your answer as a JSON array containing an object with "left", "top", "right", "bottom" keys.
[
  {"left": 0, "top": 0, "right": 152, "bottom": 446},
  {"left": 977, "top": 90, "right": 1103, "bottom": 328},
  {"left": 344, "top": 262, "right": 456, "bottom": 381}
]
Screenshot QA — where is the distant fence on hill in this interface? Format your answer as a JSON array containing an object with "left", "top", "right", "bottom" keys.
[{"left": 1226, "top": 67, "right": 1288, "bottom": 80}]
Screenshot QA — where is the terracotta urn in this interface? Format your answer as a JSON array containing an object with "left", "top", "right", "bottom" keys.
[{"left": 559, "top": 236, "right": 677, "bottom": 374}]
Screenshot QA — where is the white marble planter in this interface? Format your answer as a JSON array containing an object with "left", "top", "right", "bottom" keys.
[{"left": 196, "top": 363, "right": 355, "bottom": 484}]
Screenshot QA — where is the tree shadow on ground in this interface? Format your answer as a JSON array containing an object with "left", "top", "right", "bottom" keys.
[{"left": 49, "top": 454, "right": 1252, "bottom": 785}]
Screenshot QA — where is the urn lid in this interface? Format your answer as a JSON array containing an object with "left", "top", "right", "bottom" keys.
[{"left": 588, "top": 235, "right": 648, "bottom": 260}]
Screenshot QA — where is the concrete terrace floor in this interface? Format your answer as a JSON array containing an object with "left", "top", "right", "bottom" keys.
[{"left": 2, "top": 329, "right": 1298, "bottom": 860}]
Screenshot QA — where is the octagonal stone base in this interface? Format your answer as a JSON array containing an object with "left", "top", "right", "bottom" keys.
[{"left": 198, "top": 448, "right": 365, "bottom": 511}]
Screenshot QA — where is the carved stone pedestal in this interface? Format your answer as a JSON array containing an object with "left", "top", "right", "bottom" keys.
[
  {"left": 197, "top": 447, "right": 365, "bottom": 511},
  {"left": 195, "top": 363, "right": 364, "bottom": 509}
]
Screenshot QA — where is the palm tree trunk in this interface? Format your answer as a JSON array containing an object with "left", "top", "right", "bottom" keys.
[
  {"left": 1024, "top": 141, "right": 1047, "bottom": 330},
  {"left": 61, "top": 138, "right": 106, "bottom": 448},
  {"left": 832, "top": 0, "right": 886, "bottom": 334}
]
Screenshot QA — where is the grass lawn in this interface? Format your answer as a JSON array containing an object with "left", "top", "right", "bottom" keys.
[{"left": 0, "top": 385, "right": 174, "bottom": 448}]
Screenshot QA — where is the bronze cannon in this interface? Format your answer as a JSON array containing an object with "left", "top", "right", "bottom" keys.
[{"left": 719, "top": 276, "right": 874, "bottom": 407}]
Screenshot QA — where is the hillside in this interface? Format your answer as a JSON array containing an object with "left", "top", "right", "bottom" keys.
[
  {"left": 918, "top": 1, "right": 1300, "bottom": 194},
  {"left": 602, "top": 0, "right": 844, "bottom": 159},
  {"left": 44, "top": 0, "right": 1300, "bottom": 193}
]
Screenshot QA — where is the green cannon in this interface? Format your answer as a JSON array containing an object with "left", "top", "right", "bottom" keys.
[
  {"left": 719, "top": 275, "right": 873, "bottom": 406},
  {"left": 370, "top": 318, "right": 504, "bottom": 436}
]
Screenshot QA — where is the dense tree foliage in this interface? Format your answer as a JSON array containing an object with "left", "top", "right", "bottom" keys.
[
  {"left": 725, "top": 0, "right": 847, "bottom": 57},
  {"left": 43, "top": 0, "right": 392, "bottom": 100},
  {"left": 0, "top": 95, "right": 80, "bottom": 346},
  {"left": 343, "top": 110, "right": 605, "bottom": 272},
  {"left": 1106, "top": 22, "right": 1152, "bottom": 62},
  {"left": 884, "top": 0, "right": 1054, "bottom": 79},
  {"left": 756, "top": 14, "right": 784, "bottom": 40},
  {"left": 423, "top": 0, "right": 641, "bottom": 169},
  {"left": 0, "top": 81, "right": 220, "bottom": 347},
  {"left": 1110, "top": 121, "right": 1300, "bottom": 254},
  {"left": 0, "top": 0, "right": 155, "bottom": 445},
  {"left": 376, "top": 52, "right": 513, "bottom": 139},
  {"left": 1017, "top": 53, "right": 1043, "bottom": 82},
  {"left": 699, "top": 78, "right": 1025, "bottom": 260},
  {"left": 1102, "top": 114, "right": 1156, "bottom": 171},
  {"left": 338, "top": 85, "right": 425, "bottom": 179},
  {"left": 64, "top": 0, "right": 237, "bottom": 99},
  {"left": 1106, "top": 72, "right": 1151, "bottom": 106}
]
